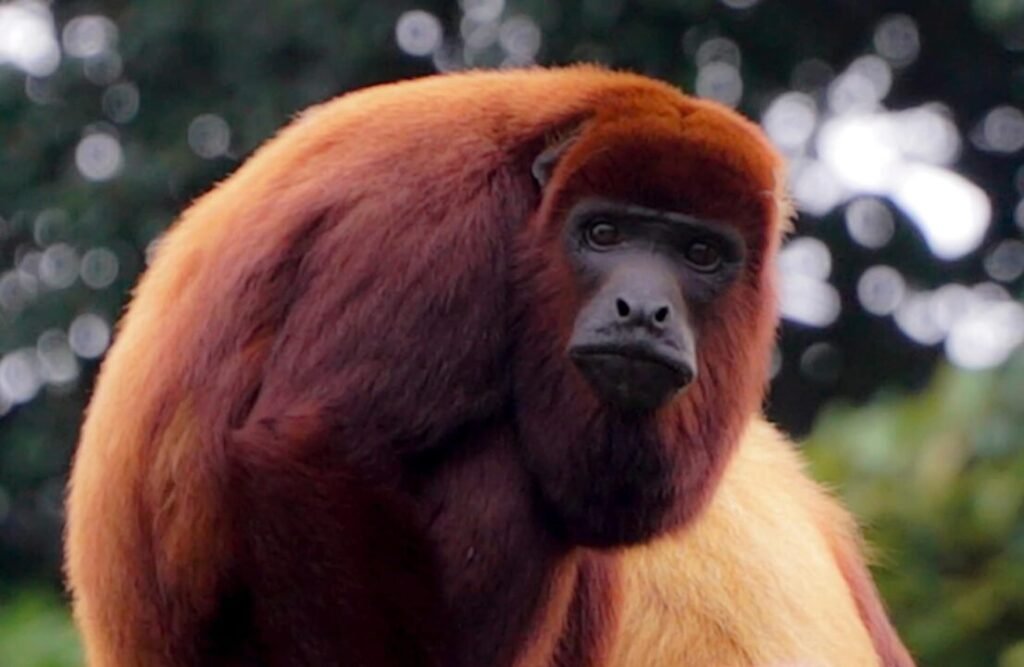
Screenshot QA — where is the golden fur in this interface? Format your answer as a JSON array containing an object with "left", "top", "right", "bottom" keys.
[{"left": 608, "top": 418, "right": 884, "bottom": 666}]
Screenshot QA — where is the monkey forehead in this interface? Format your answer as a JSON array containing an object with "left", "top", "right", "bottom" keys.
[{"left": 553, "top": 100, "right": 782, "bottom": 229}]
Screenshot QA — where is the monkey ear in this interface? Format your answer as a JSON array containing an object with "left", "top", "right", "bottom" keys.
[{"left": 532, "top": 125, "right": 583, "bottom": 188}]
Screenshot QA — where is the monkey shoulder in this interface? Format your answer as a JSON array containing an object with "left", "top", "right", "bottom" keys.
[{"left": 605, "top": 416, "right": 881, "bottom": 667}]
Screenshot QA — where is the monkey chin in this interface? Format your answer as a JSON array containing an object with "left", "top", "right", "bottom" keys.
[{"left": 570, "top": 346, "right": 693, "bottom": 413}]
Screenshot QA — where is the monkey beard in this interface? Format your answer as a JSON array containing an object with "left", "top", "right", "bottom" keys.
[{"left": 512, "top": 336, "right": 742, "bottom": 549}]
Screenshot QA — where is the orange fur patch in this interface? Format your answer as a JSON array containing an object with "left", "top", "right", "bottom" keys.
[{"left": 607, "top": 418, "right": 894, "bottom": 666}]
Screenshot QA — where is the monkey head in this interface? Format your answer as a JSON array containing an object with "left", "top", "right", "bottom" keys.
[{"left": 513, "top": 92, "right": 785, "bottom": 549}]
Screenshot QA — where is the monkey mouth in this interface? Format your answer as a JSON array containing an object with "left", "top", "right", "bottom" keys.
[{"left": 569, "top": 343, "right": 695, "bottom": 411}]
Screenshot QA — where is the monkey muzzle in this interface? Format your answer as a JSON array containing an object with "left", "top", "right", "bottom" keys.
[
  {"left": 567, "top": 264, "right": 697, "bottom": 412},
  {"left": 570, "top": 341, "right": 694, "bottom": 411}
]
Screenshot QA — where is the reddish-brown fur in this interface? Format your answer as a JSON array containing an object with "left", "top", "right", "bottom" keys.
[
  {"left": 65, "top": 66, "right": 911, "bottom": 666},
  {"left": 827, "top": 519, "right": 916, "bottom": 666}
]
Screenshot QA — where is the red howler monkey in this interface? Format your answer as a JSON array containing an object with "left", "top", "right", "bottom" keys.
[{"left": 65, "top": 66, "right": 913, "bottom": 667}]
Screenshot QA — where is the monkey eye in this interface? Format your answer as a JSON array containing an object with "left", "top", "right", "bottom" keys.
[
  {"left": 683, "top": 239, "right": 722, "bottom": 271},
  {"left": 585, "top": 220, "right": 623, "bottom": 249}
]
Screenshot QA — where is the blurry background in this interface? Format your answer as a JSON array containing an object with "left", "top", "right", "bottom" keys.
[{"left": 0, "top": 0, "right": 1022, "bottom": 664}]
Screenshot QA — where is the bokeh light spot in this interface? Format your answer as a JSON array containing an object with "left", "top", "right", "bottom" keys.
[
  {"left": 80, "top": 247, "right": 119, "bottom": 289},
  {"left": 845, "top": 197, "right": 895, "bottom": 248},
  {"left": 790, "top": 58, "right": 834, "bottom": 93},
  {"left": 860, "top": 266, "right": 909, "bottom": 317},
  {"left": 873, "top": 14, "right": 920, "bottom": 66},
  {"left": 461, "top": 15, "right": 498, "bottom": 51},
  {"left": 946, "top": 301, "right": 1024, "bottom": 370},
  {"left": 891, "top": 164, "right": 991, "bottom": 260},
  {"left": 984, "top": 239, "right": 1024, "bottom": 282},
  {"left": 102, "top": 82, "right": 140, "bottom": 124},
  {"left": 818, "top": 114, "right": 901, "bottom": 192},
  {"left": 75, "top": 132, "right": 124, "bottom": 181},
  {"left": 36, "top": 329, "right": 79, "bottom": 385},
  {"left": 762, "top": 92, "right": 817, "bottom": 153},
  {"left": 779, "top": 237, "right": 840, "bottom": 327},
  {"left": 499, "top": 15, "right": 541, "bottom": 62},
  {"left": 69, "top": 313, "right": 111, "bottom": 359},
  {"left": 827, "top": 55, "right": 892, "bottom": 113},
  {"left": 929, "top": 283, "right": 975, "bottom": 334},
  {"left": 62, "top": 14, "right": 117, "bottom": 59},
  {"left": 0, "top": 348, "right": 41, "bottom": 404},
  {"left": 460, "top": 0, "right": 505, "bottom": 23},
  {"left": 396, "top": 10, "right": 443, "bottom": 57},
  {"left": 856, "top": 264, "right": 905, "bottom": 317},
  {"left": 39, "top": 243, "right": 79, "bottom": 289},
  {"left": 974, "top": 281, "right": 1012, "bottom": 302},
  {"left": 17, "top": 250, "right": 41, "bottom": 297},
  {"left": 779, "top": 237, "right": 832, "bottom": 280},
  {"left": 84, "top": 50, "right": 122, "bottom": 86},
  {"left": 789, "top": 158, "right": 845, "bottom": 216},
  {"left": 696, "top": 62, "right": 743, "bottom": 108},
  {"left": 696, "top": 37, "right": 741, "bottom": 68},
  {"left": 858, "top": 265, "right": 905, "bottom": 316},
  {"left": 188, "top": 114, "right": 231, "bottom": 159},
  {"left": 431, "top": 40, "right": 465, "bottom": 73},
  {"left": 892, "top": 105, "right": 961, "bottom": 165},
  {"left": 25, "top": 73, "right": 58, "bottom": 104},
  {"left": 0, "top": 0, "right": 60, "bottom": 76},
  {"left": 976, "top": 105, "right": 1024, "bottom": 153},
  {"left": 33, "top": 208, "right": 68, "bottom": 246},
  {"left": 0, "top": 271, "right": 28, "bottom": 312},
  {"left": 780, "top": 275, "right": 841, "bottom": 328},
  {"left": 894, "top": 291, "right": 945, "bottom": 345}
]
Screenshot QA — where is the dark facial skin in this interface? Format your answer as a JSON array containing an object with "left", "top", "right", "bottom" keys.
[{"left": 565, "top": 199, "right": 745, "bottom": 411}]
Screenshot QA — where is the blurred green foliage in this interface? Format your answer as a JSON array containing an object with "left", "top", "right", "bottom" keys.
[
  {"left": 807, "top": 350, "right": 1024, "bottom": 666},
  {"left": 0, "top": 589, "right": 81, "bottom": 667}
]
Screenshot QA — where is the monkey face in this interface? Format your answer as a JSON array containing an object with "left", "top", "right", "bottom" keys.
[
  {"left": 563, "top": 199, "right": 745, "bottom": 412},
  {"left": 514, "top": 102, "right": 781, "bottom": 549}
]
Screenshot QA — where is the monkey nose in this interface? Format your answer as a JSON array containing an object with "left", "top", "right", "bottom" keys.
[{"left": 613, "top": 296, "right": 674, "bottom": 332}]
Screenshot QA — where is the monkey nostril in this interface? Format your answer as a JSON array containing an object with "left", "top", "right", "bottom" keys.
[
  {"left": 616, "top": 299, "right": 631, "bottom": 319},
  {"left": 653, "top": 306, "right": 670, "bottom": 324}
]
